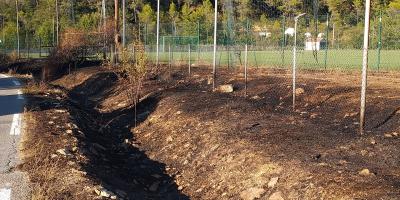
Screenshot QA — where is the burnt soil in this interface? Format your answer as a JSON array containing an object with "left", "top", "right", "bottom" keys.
[{"left": 21, "top": 66, "right": 400, "bottom": 199}]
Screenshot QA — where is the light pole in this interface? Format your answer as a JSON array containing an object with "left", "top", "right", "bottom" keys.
[
  {"left": 212, "top": 0, "right": 218, "bottom": 90},
  {"left": 16, "top": 0, "right": 20, "bottom": 58},
  {"left": 156, "top": 0, "right": 160, "bottom": 67},
  {"left": 360, "top": 0, "right": 371, "bottom": 135},
  {"left": 122, "top": 0, "right": 126, "bottom": 48},
  {"left": 292, "top": 13, "right": 306, "bottom": 111},
  {"left": 56, "top": 0, "right": 59, "bottom": 45}
]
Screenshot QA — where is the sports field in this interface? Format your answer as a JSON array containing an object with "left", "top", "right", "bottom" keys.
[{"left": 151, "top": 48, "right": 400, "bottom": 71}]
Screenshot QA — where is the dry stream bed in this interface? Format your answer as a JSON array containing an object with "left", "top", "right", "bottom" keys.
[{"left": 19, "top": 66, "right": 400, "bottom": 199}]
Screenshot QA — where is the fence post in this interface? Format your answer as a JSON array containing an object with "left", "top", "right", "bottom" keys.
[
  {"left": 282, "top": 15, "right": 286, "bottom": 67},
  {"left": 168, "top": 44, "right": 171, "bottom": 72},
  {"left": 244, "top": 44, "right": 248, "bottom": 96},
  {"left": 324, "top": 13, "right": 329, "bottom": 70},
  {"left": 376, "top": 10, "right": 382, "bottom": 71},
  {"left": 197, "top": 21, "right": 200, "bottom": 66},
  {"left": 188, "top": 44, "right": 191, "bottom": 76},
  {"left": 39, "top": 37, "right": 42, "bottom": 58}
]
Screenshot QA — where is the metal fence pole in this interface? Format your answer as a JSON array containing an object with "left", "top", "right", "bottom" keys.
[
  {"left": 376, "top": 10, "right": 382, "bottom": 71},
  {"left": 16, "top": 0, "right": 20, "bottom": 58},
  {"left": 197, "top": 21, "right": 200, "bottom": 66},
  {"left": 324, "top": 13, "right": 329, "bottom": 70},
  {"left": 168, "top": 44, "right": 171, "bottom": 70},
  {"left": 188, "top": 44, "right": 191, "bottom": 76},
  {"left": 282, "top": 15, "right": 286, "bottom": 67},
  {"left": 244, "top": 44, "right": 248, "bottom": 96},
  {"left": 156, "top": 0, "right": 160, "bottom": 67}
]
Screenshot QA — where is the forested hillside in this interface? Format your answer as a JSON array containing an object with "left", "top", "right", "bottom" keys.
[{"left": 0, "top": 0, "right": 399, "bottom": 49}]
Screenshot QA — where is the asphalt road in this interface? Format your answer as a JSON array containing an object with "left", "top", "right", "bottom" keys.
[{"left": 0, "top": 74, "right": 30, "bottom": 200}]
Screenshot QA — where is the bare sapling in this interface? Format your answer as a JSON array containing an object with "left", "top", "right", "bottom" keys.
[{"left": 119, "top": 41, "right": 148, "bottom": 127}]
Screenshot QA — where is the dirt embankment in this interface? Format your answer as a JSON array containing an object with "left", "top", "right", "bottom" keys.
[{"left": 21, "top": 66, "right": 400, "bottom": 199}]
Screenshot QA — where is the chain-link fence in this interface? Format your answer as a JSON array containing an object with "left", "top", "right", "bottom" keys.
[
  {"left": 136, "top": 13, "right": 400, "bottom": 71},
  {"left": 1, "top": 12, "right": 399, "bottom": 71}
]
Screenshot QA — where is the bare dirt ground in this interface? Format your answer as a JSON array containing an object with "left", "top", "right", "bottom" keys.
[{"left": 21, "top": 66, "right": 400, "bottom": 199}]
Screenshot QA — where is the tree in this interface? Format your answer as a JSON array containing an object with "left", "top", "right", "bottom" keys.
[{"left": 138, "top": 4, "right": 155, "bottom": 25}]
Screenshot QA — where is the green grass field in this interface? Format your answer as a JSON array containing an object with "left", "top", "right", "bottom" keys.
[{"left": 150, "top": 49, "right": 400, "bottom": 71}]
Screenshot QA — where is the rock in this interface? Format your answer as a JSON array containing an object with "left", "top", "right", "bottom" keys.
[
  {"left": 50, "top": 154, "right": 58, "bottom": 159},
  {"left": 178, "top": 186, "right": 184, "bottom": 191},
  {"left": 359, "top": 168, "right": 373, "bottom": 176},
  {"left": 384, "top": 133, "right": 393, "bottom": 138},
  {"left": 360, "top": 150, "right": 368, "bottom": 156},
  {"left": 66, "top": 130, "right": 73, "bottom": 134},
  {"left": 48, "top": 121, "right": 55, "bottom": 125},
  {"left": 269, "top": 191, "right": 284, "bottom": 200},
  {"left": 370, "top": 139, "right": 376, "bottom": 145},
  {"left": 72, "top": 147, "right": 78, "bottom": 152},
  {"left": 310, "top": 113, "right": 318, "bottom": 119},
  {"left": 392, "top": 132, "right": 399, "bottom": 137},
  {"left": 295, "top": 88, "right": 305, "bottom": 95},
  {"left": 251, "top": 95, "right": 261, "bottom": 100},
  {"left": 176, "top": 111, "right": 182, "bottom": 115},
  {"left": 240, "top": 187, "right": 266, "bottom": 200},
  {"left": 207, "top": 76, "right": 213, "bottom": 85},
  {"left": 217, "top": 84, "right": 234, "bottom": 93},
  {"left": 56, "top": 149, "right": 70, "bottom": 156},
  {"left": 100, "top": 190, "right": 111, "bottom": 198},
  {"left": 166, "top": 136, "right": 173, "bottom": 142},
  {"left": 149, "top": 181, "right": 160, "bottom": 192},
  {"left": 338, "top": 160, "right": 348, "bottom": 165},
  {"left": 268, "top": 177, "right": 279, "bottom": 188},
  {"left": 94, "top": 187, "right": 114, "bottom": 198},
  {"left": 344, "top": 112, "right": 358, "bottom": 118}
]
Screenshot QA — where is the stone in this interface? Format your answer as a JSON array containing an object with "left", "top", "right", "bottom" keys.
[
  {"left": 56, "top": 149, "right": 70, "bottom": 156},
  {"left": 251, "top": 95, "right": 261, "bottom": 100},
  {"left": 100, "top": 190, "right": 111, "bottom": 198},
  {"left": 310, "top": 113, "right": 318, "bottom": 119},
  {"left": 240, "top": 187, "right": 265, "bottom": 200},
  {"left": 48, "top": 121, "right": 55, "bottom": 125},
  {"left": 370, "top": 139, "right": 376, "bottom": 145},
  {"left": 268, "top": 177, "right": 279, "bottom": 188},
  {"left": 166, "top": 136, "right": 173, "bottom": 142},
  {"left": 361, "top": 150, "right": 368, "bottom": 156},
  {"left": 269, "top": 191, "right": 284, "bottom": 200},
  {"left": 384, "top": 133, "right": 393, "bottom": 138},
  {"left": 295, "top": 88, "right": 305, "bottom": 95},
  {"left": 66, "top": 130, "right": 73, "bottom": 134},
  {"left": 50, "top": 154, "right": 58, "bottom": 159},
  {"left": 207, "top": 76, "right": 213, "bottom": 85},
  {"left": 178, "top": 186, "right": 184, "bottom": 191},
  {"left": 392, "top": 132, "right": 399, "bottom": 137},
  {"left": 176, "top": 111, "right": 182, "bottom": 115},
  {"left": 217, "top": 84, "right": 234, "bottom": 93},
  {"left": 359, "top": 168, "right": 373, "bottom": 176}
]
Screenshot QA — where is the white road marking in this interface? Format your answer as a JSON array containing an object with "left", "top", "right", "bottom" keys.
[
  {"left": 12, "top": 80, "right": 20, "bottom": 86},
  {"left": 9, "top": 114, "right": 21, "bottom": 136},
  {"left": 0, "top": 188, "right": 11, "bottom": 200},
  {"left": 17, "top": 90, "right": 24, "bottom": 100}
]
